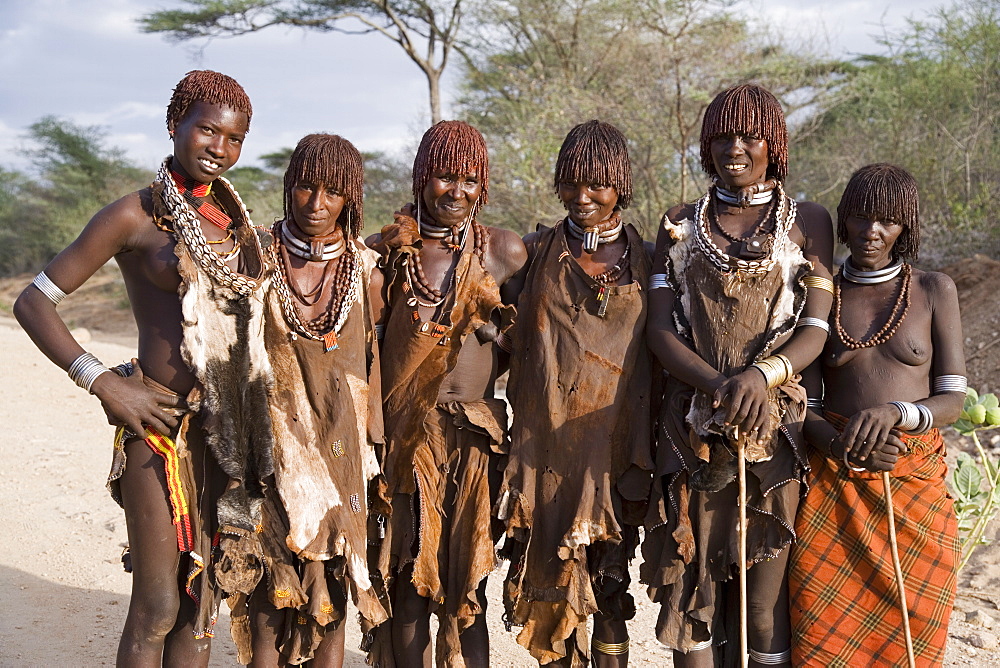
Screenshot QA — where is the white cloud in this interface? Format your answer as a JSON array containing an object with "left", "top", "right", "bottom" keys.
[{"left": 0, "top": 0, "right": 949, "bottom": 175}]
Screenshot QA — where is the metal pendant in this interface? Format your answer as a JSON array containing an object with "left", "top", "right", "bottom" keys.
[
  {"left": 741, "top": 235, "right": 767, "bottom": 259},
  {"left": 583, "top": 228, "right": 600, "bottom": 254},
  {"left": 596, "top": 285, "right": 610, "bottom": 317}
]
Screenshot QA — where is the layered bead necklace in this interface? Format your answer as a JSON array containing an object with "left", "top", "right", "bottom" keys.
[
  {"left": 693, "top": 181, "right": 796, "bottom": 275},
  {"left": 156, "top": 158, "right": 260, "bottom": 296},
  {"left": 405, "top": 212, "right": 487, "bottom": 308},
  {"left": 271, "top": 219, "right": 361, "bottom": 352},
  {"left": 170, "top": 170, "right": 233, "bottom": 230},
  {"left": 709, "top": 188, "right": 777, "bottom": 259},
  {"left": 833, "top": 258, "right": 911, "bottom": 349}
]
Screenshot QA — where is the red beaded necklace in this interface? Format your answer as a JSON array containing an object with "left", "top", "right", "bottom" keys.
[{"left": 171, "top": 170, "right": 232, "bottom": 230}]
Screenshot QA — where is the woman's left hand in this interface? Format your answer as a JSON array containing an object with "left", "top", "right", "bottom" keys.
[{"left": 841, "top": 404, "right": 900, "bottom": 461}]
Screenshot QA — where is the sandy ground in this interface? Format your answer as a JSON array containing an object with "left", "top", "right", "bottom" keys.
[{"left": 2, "top": 309, "right": 1000, "bottom": 666}]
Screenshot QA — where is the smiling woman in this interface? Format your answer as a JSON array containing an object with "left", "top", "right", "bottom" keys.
[
  {"left": 643, "top": 84, "right": 834, "bottom": 668},
  {"left": 12, "top": 69, "right": 270, "bottom": 668}
]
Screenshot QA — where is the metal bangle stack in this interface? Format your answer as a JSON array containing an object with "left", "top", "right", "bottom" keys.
[
  {"left": 751, "top": 353, "right": 793, "bottom": 389},
  {"left": 889, "top": 400, "right": 933, "bottom": 434},
  {"left": 68, "top": 352, "right": 110, "bottom": 393}
]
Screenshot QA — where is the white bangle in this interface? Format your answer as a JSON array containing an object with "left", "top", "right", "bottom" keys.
[
  {"left": 933, "top": 375, "right": 967, "bottom": 394},
  {"left": 649, "top": 273, "right": 671, "bottom": 290},
  {"left": 914, "top": 403, "right": 933, "bottom": 434},
  {"left": 796, "top": 316, "right": 830, "bottom": 333},
  {"left": 32, "top": 271, "right": 68, "bottom": 305},
  {"left": 749, "top": 648, "right": 791, "bottom": 665},
  {"left": 67, "top": 352, "right": 110, "bottom": 393},
  {"left": 889, "top": 401, "right": 920, "bottom": 431}
]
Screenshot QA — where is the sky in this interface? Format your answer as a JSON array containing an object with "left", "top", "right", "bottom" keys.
[{"left": 0, "top": 0, "right": 949, "bottom": 174}]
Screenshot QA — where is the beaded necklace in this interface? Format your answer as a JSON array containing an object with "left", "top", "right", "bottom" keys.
[
  {"left": 592, "top": 239, "right": 631, "bottom": 286},
  {"left": 156, "top": 158, "right": 261, "bottom": 297},
  {"left": 406, "top": 219, "right": 487, "bottom": 308},
  {"left": 833, "top": 261, "right": 912, "bottom": 349},
  {"left": 693, "top": 181, "right": 796, "bottom": 275},
  {"left": 170, "top": 170, "right": 233, "bottom": 230},
  {"left": 709, "top": 189, "right": 777, "bottom": 259},
  {"left": 270, "top": 219, "right": 361, "bottom": 352}
]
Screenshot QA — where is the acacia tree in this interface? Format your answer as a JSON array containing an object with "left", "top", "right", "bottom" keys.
[
  {"left": 460, "top": 0, "right": 840, "bottom": 235},
  {"left": 140, "top": 0, "right": 468, "bottom": 124},
  {"left": 0, "top": 118, "right": 150, "bottom": 275}
]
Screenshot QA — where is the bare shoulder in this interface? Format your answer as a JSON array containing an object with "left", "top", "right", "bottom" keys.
[
  {"left": 485, "top": 225, "right": 528, "bottom": 280},
  {"left": 795, "top": 200, "right": 833, "bottom": 231},
  {"left": 78, "top": 187, "right": 156, "bottom": 252},
  {"left": 364, "top": 231, "right": 383, "bottom": 247},
  {"left": 913, "top": 266, "right": 959, "bottom": 301},
  {"left": 98, "top": 188, "right": 153, "bottom": 228}
]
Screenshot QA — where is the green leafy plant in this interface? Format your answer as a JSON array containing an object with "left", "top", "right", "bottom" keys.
[{"left": 950, "top": 387, "right": 1000, "bottom": 569}]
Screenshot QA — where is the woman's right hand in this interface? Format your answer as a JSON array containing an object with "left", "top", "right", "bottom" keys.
[
  {"left": 713, "top": 369, "right": 771, "bottom": 438},
  {"left": 91, "top": 359, "right": 183, "bottom": 437}
]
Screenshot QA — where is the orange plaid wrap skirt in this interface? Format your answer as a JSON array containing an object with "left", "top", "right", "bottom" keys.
[{"left": 788, "top": 413, "right": 959, "bottom": 667}]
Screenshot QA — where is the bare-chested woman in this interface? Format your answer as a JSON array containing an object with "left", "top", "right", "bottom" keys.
[
  {"left": 365, "top": 120, "right": 527, "bottom": 667},
  {"left": 789, "top": 163, "right": 965, "bottom": 666},
  {"left": 642, "top": 84, "right": 834, "bottom": 667},
  {"left": 13, "top": 70, "right": 269, "bottom": 667}
]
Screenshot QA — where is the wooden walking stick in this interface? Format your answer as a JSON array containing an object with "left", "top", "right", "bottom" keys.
[
  {"left": 882, "top": 470, "right": 916, "bottom": 668},
  {"left": 736, "top": 427, "right": 748, "bottom": 668}
]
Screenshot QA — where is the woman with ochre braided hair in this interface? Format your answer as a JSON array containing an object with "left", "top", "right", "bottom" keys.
[
  {"left": 642, "top": 84, "right": 834, "bottom": 667},
  {"left": 497, "top": 119, "right": 654, "bottom": 667},
  {"left": 366, "top": 120, "right": 527, "bottom": 667},
  {"left": 788, "top": 163, "right": 965, "bottom": 666},
  {"left": 226, "top": 134, "right": 390, "bottom": 667},
  {"left": 14, "top": 70, "right": 268, "bottom": 666}
]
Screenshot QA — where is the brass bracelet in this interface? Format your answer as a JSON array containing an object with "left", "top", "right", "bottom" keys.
[
  {"left": 803, "top": 274, "right": 834, "bottom": 295},
  {"left": 592, "top": 638, "right": 629, "bottom": 655},
  {"left": 751, "top": 354, "right": 792, "bottom": 389}
]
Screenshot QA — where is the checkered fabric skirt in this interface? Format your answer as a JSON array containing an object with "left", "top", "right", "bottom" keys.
[{"left": 788, "top": 414, "right": 959, "bottom": 667}]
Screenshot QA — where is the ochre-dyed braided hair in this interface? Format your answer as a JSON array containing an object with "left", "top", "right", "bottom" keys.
[
  {"left": 283, "top": 134, "right": 365, "bottom": 238},
  {"left": 553, "top": 119, "right": 633, "bottom": 210},
  {"left": 166, "top": 70, "right": 253, "bottom": 134},
  {"left": 700, "top": 84, "right": 788, "bottom": 181},
  {"left": 412, "top": 120, "right": 489, "bottom": 221},
  {"left": 837, "top": 163, "right": 920, "bottom": 262}
]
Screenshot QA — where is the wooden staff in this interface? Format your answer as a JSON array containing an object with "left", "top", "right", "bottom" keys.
[
  {"left": 737, "top": 428, "right": 748, "bottom": 668},
  {"left": 882, "top": 470, "right": 916, "bottom": 668}
]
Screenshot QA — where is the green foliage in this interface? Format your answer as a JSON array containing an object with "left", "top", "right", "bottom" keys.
[
  {"left": 459, "top": 0, "right": 843, "bottom": 236},
  {"left": 0, "top": 117, "right": 151, "bottom": 276},
  {"left": 791, "top": 0, "right": 1000, "bottom": 266},
  {"left": 362, "top": 151, "right": 411, "bottom": 237},
  {"left": 949, "top": 387, "right": 1000, "bottom": 570}
]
